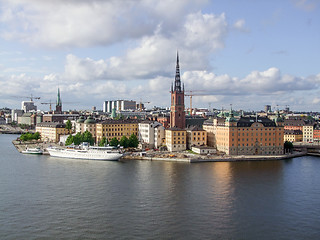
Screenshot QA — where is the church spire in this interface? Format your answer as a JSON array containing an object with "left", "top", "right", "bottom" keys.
[
  {"left": 56, "top": 88, "right": 62, "bottom": 107},
  {"left": 174, "top": 51, "right": 182, "bottom": 92}
]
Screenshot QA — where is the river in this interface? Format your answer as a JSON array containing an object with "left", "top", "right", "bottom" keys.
[{"left": 0, "top": 134, "right": 320, "bottom": 239}]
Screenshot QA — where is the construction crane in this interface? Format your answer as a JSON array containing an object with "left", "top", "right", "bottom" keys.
[
  {"left": 185, "top": 90, "right": 213, "bottom": 116},
  {"left": 14, "top": 94, "right": 40, "bottom": 102},
  {"left": 41, "top": 100, "right": 53, "bottom": 111},
  {"left": 138, "top": 99, "right": 150, "bottom": 111}
]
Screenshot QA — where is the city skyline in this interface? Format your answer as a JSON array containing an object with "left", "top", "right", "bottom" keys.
[{"left": 0, "top": 0, "right": 319, "bottom": 111}]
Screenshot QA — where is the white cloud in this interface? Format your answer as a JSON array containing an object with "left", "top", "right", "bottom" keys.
[{"left": 0, "top": 0, "right": 208, "bottom": 48}]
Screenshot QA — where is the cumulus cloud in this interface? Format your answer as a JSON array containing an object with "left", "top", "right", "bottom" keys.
[{"left": 0, "top": 0, "right": 208, "bottom": 48}]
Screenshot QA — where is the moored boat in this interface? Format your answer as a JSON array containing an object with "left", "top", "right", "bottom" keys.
[
  {"left": 46, "top": 145, "right": 123, "bottom": 161},
  {"left": 22, "top": 147, "right": 43, "bottom": 155}
]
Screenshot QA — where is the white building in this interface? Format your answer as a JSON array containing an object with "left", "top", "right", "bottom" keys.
[
  {"left": 138, "top": 121, "right": 164, "bottom": 148},
  {"left": 21, "top": 101, "right": 37, "bottom": 112},
  {"left": 303, "top": 124, "right": 314, "bottom": 143},
  {"left": 11, "top": 109, "right": 24, "bottom": 122},
  {"left": 103, "top": 100, "right": 136, "bottom": 113}
]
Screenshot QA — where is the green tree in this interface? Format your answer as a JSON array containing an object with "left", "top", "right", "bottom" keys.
[
  {"left": 33, "top": 132, "right": 40, "bottom": 140},
  {"left": 128, "top": 134, "right": 139, "bottom": 148},
  {"left": 110, "top": 137, "right": 119, "bottom": 147},
  {"left": 65, "top": 134, "right": 74, "bottom": 146},
  {"left": 119, "top": 136, "right": 129, "bottom": 148},
  {"left": 82, "top": 130, "right": 94, "bottom": 145},
  {"left": 284, "top": 141, "right": 293, "bottom": 154},
  {"left": 99, "top": 137, "right": 107, "bottom": 146},
  {"left": 73, "top": 132, "right": 82, "bottom": 145},
  {"left": 65, "top": 120, "right": 72, "bottom": 131}
]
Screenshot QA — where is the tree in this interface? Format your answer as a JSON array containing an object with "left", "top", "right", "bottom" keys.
[
  {"left": 110, "top": 137, "right": 119, "bottom": 147},
  {"left": 65, "top": 120, "right": 72, "bottom": 131},
  {"left": 99, "top": 137, "right": 107, "bottom": 147},
  {"left": 82, "top": 130, "right": 94, "bottom": 145},
  {"left": 65, "top": 134, "right": 74, "bottom": 146},
  {"left": 73, "top": 132, "right": 82, "bottom": 145},
  {"left": 128, "top": 134, "right": 139, "bottom": 148},
  {"left": 119, "top": 136, "right": 129, "bottom": 148},
  {"left": 284, "top": 141, "right": 293, "bottom": 154}
]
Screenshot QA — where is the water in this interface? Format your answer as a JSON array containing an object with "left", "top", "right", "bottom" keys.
[{"left": 1, "top": 134, "right": 320, "bottom": 239}]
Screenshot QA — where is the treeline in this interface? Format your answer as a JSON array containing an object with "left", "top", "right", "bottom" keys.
[
  {"left": 99, "top": 134, "right": 139, "bottom": 148},
  {"left": 19, "top": 132, "right": 41, "bottom": 141},
  {"left": 66, "top": 131, "right": 94, "bottom": 146}
]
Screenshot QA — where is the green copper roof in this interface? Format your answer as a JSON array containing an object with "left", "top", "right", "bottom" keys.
[{"left": 56, "top": 88, "right": 62, "bottom": 107}]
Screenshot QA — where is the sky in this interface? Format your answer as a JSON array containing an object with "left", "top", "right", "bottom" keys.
[{"left": 0, "top": 0, "right": 319, "bottom": 112}]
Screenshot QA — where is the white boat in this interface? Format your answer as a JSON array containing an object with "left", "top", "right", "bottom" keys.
[
  {"left": 46, "top": 145, "right": 123, "bottom": 161},
  {"left": 22, "top": 147, "right": 43, "bottom": 155}
]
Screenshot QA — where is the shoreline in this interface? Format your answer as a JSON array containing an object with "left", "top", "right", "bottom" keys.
[
  {"left": 12, "top": 139, "right": 308, "bottom": 163},
  {"left": 122, "top": 151, "right": 307, "bottom": 163}
]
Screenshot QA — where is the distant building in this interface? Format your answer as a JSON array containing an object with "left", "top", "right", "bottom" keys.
[
  {"left": 21, "top": 101, "right": 37, "bottom": 112},
  {"left": 42, "top": 114, "right": 79, "bottom": 123},
  {"left": 103, "top": 100, "right": 136, "bottom": 113},
  {"left": 11, "top": 109, "right": 24, "bottom": 122},
  {"left": 284, "top": 130, "right": 303, "bottom": 143},
  {"left": 36, "top": 122, "right": 70, "bottom": 143},
  {"left": 264, "top": 105, "right": 271, "bottom": 112}
]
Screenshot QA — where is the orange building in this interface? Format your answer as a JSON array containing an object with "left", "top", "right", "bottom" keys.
[{"left": 204, "top": 113, "right": 284, "bottom": 155}]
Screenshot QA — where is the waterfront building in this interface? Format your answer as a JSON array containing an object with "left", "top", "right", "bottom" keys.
[
  {"left": 170, "top": 52, "right": 185, "bottom": 129},
  {"left": 36, "top": 122, "right": 70, "bottom": 142},
  {"left": 154, "top": 124, "right": 165, "bottom": 148},
  {"left": 284, "top": 130, "right": 303, "bottom": 143},
  {"left": 96, "top": 119, "right": 139, "bottom": 143},
  {"left": 186, "top": 126, "right": 207, "bottom": 149},
  {"left": 303, "top": 124, "right": 314, "bottom": 143},
  {"left": 138, "top": 121, "right": 164, "bottom": 149},
  {"left": 313, "top": 125, "right": 320, "bottom": 142},
  {"left": 165, "top": 127, "right": 187, "bottom": 152},
  {"left": 203, "top": 111, "right": 284, "bottom": 155}
]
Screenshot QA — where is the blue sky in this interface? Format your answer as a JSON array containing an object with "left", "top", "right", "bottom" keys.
[{"left": 0, "top": 0, "right": 319, "bottom": 112}]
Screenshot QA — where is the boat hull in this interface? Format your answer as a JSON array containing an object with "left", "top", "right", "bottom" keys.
[{"left": 47, "top": 147, "right": 122, "bottom": 161}]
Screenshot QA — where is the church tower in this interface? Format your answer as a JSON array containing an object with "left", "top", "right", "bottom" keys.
[
  {"left": 170, "top": 52, "right": 185, "bottom": 129},
  {"left": 55, "top": 88, "right": 62, "bottom": 113}
]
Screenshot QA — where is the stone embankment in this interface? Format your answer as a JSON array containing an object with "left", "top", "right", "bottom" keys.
[
  {"left": 12, "top": 139, "right": 60, "bottom": 154},
  {"left": 122, "top": 151, "right": 307, "bottom": 163}
]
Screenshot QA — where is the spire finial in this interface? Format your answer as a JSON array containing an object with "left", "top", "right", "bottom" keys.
[{"left": 174, "top": 51, "right": 181, "bottom": 92}]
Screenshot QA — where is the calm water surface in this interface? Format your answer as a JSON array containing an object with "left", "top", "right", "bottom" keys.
[{"left": 0, "top": 134, "right": 320, "bottom": 239}]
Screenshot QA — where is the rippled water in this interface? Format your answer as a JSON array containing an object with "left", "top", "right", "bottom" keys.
[{"left": 1, "top": 134, "right": 320, "bottom": 239}]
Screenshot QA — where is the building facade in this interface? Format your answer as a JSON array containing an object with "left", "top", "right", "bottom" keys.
[
  {"left": 103, "top": 100, "right": 137, "bottom": 113},
  {"left": 36, "top": 122, "right": 70, "bottom": 142},
  {"left": 186, "top": 126, "right": 207, "bottom": 149},
  {"left": 303, "top": 124, "right": 314, "bottom": 143},
  {"left": 96, "top": 119, "right": 139, "bottom": 143},
  {"left": 205, "top": 113, "right": 284, "bottom": 155},
  {"left": 138, "top": 121, "right": 164, "bottom": 149},
  {"left": 284, "top": 130, "right": 303, "bottom": 143},
  {"left": 165, "top": 127, "right": 187, "bottom": 152}
]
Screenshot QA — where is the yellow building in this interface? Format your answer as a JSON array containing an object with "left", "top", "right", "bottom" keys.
[
  {"left": 186, "top": 126, "right": 207, "bottom": 149},
  {"left": 36, "top": 122, "right": 70, "bottom": 143},
  {"left": 284, "top": 130, "right": 303, "bottom": 143},
  {"left": 96, "top": 119, "right": 139, "bottom": 143},
  {"left": 165, "top": 127, "right": 187, "bottom": 152}
]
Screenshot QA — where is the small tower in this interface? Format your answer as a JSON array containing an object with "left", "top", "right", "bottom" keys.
[
  {"left": 170, "top": 52, "right": 185, "bottom": 129},
  {"left": 55, "top": 88, "right": 62, "bottom": 113}
]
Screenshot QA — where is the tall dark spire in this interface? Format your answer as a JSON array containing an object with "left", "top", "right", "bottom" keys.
[
  {"left": 174, "top": 51, "right": 182, "bottom": 92},
  {"left": 56, "top": 88, "right": 62, "bottom": 107}
]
